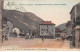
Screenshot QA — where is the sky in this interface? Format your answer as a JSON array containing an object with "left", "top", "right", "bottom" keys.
[{"left": 4, "top": 0, "right": 80, "bottom": 26}]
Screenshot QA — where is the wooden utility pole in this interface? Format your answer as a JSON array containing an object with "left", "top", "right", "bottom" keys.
[{"left": 0, "top": 0, "right": 3, "bottom": 44}]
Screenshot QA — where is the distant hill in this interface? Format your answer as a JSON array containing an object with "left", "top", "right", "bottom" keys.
[
  {"left": 3, "top": 9, "right": 44, "bottom": 34},
  {"left": 56, "top": 23, "right": 66, "bottom": 32}
]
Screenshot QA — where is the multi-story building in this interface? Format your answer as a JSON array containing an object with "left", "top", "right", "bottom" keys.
[
  {"left": 55, "top": 28, "right": 61, "bottom": 38},
  {"left": 70, "top": 3, "right": 80, "bottom": 48},
  {"left": 65, "top": 21, "right": 72, "bottom": 40},
  {"left": 39, "top": 21, "right": 55, "bottom": 38},
  {"left": 66, "top": 21, "right": 72, "bottom": 36}
]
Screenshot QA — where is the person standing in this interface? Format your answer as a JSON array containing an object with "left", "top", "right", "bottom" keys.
[
  {"left": 41, "top": 37, "right": 44, "bottom": 43},
  {"left": 5, "top": 33, "right": 8, "bottom": 41}
]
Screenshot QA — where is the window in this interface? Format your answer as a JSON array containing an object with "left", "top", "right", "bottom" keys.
[
  {"left": 47, "top": 29, "right": 48, "bottom": 33},
  {"left": 3, "top": 26, "right": 5, "bottom": 28},
  {"left": 42, "top": 29, "right": 43, "bottom": 30},
  {"left": 42, "top": 32, "right": 43, "bottom": 34},
  {"left": 47, "top": 25, "right": 48, "bottom": 27}
]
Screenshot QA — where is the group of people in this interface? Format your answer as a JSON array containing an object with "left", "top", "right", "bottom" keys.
[{"left": 2, "top": 33, "right": 8, "bottom": 41}]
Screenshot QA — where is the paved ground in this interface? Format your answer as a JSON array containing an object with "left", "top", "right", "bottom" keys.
[
  {"left": 1, "top": 37, "right": 80, "bottom": 51},
  {"left": 61, "top": 41, "right": 70, "bottom": 49},
  {"left": 1, "top": 37, "right": 65, "bottom": 48}
]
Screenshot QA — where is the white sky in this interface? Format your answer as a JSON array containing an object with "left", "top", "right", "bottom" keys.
[{"left": 4, "top": 0, "right": 80, "bottom": 26}]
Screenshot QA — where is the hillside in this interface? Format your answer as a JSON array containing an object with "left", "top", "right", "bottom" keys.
[
  {"left": 56, "top": 23, "right": 66, "bottom": 32},
  {"left": 3, "top": 9, "right": 44, "bottom": 34}
]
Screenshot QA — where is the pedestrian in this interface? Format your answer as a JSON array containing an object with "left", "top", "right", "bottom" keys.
[
  {"left": 2, "top": 34, "right": 5, "bottom": 39},
  {"left": 2, "top": 34, "right": 5, "bottom": 43},
  {"left": 70, "top": 38, "right": 72, "bottom": 48},
  {"left": 56, "top": 37, "right": 58, "bottom": 41},
  {"left": 5, "top": 33, "right": 8, "bottom": 41},
  {"left": 41, "top": 37, "right": 44, "bottom": 43}
]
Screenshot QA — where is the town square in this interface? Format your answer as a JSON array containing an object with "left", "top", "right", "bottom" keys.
[{"left": 0, "top": 0, "right": 80, "bottom": 51}]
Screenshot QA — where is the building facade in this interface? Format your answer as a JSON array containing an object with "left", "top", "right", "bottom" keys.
[
  {"left": 65, "top": 21, "right": 72, "bottom": 40},
  {"left": 55, "top": 28, "right": 61, "bottom": 38},
  {"left": 70, "top": 3, "right": 80, "bottom": 48},
  {"left": 39, "top": 21, "right": 55, "bottom": 38},
  {"left": 66, "top": 21, "right": 72, "bottom": 36}
]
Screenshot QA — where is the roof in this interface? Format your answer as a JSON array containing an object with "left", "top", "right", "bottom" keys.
[
  {"left": 70, "top": 3, "right": 80, "bottom": 14},
  {"left": 66, "top": 21, "right": 71, "bottom": 26},
  {"left": 40, "top": 21, "right": 55, "bottom": 25},
  {"left": 75, "top": 25, "right": 80, "bottom": 29}
]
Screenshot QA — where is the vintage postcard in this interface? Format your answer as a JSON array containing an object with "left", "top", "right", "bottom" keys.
[{"left": 0, "top": 0, "right": 80, "bottom": 51}]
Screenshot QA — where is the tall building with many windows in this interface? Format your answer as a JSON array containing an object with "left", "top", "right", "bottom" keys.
[{"left": 39, "top": 21, "right": 55, "bottom": 38}]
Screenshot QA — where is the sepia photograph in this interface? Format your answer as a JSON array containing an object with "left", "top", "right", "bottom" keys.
[{"left": 0, "top": 0, "right": 80, "bottom": 51}]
